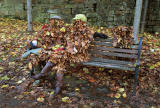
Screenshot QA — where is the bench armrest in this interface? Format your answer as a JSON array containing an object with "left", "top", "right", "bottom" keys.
[{"left": 136, "top": 37, "right": 143, "bottom": 65}]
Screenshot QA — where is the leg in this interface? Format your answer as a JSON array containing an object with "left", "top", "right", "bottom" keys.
[
  {"left": 32, "top": 61, "right": 55, "bottom": 80},
  {"left": 30, "top": 68, "right": 35, "bottom": 76},
  {"left": 133, "top": 66, "right": 140, "bottom": 95},
  {"left": 54, "top": 69, "right": 64, "bottom": 95},
  {"left": 28, "top": 62, "right": 35, "bottom": 77}
]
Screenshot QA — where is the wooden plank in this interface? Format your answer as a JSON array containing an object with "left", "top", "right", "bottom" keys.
[
  {"left": 90, "top": 45, "right": 139, "bottom": 50},
  {"left": 92, "top": 41, "right": 113, "bottom": 46},
  {"left": 92, "top": 42, "right": 139, "bottom": 49},
  {"left": 91, "top": 51, "right": 138, "bottom": 59},
  {"left": 89, "top": 57, "right": 136, "bottom": 66},
  {"left": 83, "top": 62, "right": 135, "bottom": 71},
  {"left": 92, "top": 47, "right": 138, "bottom": 54},
  {"left": 94, "top": 38, "right": 113, "bottom": 42}
]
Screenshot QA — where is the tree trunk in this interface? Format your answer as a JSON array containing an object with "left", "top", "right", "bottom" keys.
[
  {"left": 140, "top": 0, "right": 149, "bottom": 33},
  {"left": 133, "top": 0, "right": 143, "bottom": 44},
  {"left": 27, "top": 0, "right": 33, "bottom": 32}
]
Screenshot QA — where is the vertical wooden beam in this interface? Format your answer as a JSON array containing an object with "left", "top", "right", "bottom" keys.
[
  {"left": 141, "top": 0, "right": 149, "bottom": 33},
  {"left": 133, "top": 0, "right": 143, "bottom": 44},
  {"left": 27, "top": 0, "right": 33, "bottom": 32}
]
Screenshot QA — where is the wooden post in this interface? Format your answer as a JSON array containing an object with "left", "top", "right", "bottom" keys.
[
  {"left": 27, "top": 0, "right": 33, "bottom": 32},
  {"left": 141, "top": 0, "right": 149, "bottom": 33},
  {"left": 133, "top": 0, "right": 143, "bottom": 44}
]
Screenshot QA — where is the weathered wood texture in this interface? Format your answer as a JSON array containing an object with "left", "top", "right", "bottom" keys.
[{"left": 83, "top": 37, "right": 141, "bottom": 71}]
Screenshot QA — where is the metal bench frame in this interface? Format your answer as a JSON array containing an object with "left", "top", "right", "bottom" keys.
[{"left": 83, "top": 37, "right": 143, "bottom": 94}]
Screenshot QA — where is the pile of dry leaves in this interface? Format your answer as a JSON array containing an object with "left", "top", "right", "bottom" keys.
[
  {"left": 111, "top": 26, "right": 134, "bottom": 48},
  {"left": 29, "top": 19, "right": 93, "bottom": 70}
]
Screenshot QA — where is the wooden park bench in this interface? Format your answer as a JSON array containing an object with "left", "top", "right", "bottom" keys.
[{"left": 83, "top": 37, "right": 143, "bottom": 94}]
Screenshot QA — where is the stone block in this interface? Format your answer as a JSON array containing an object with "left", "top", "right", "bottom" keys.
[
  {"left": 107, "top": 16, "right": 114, "bottom": 21},
  {"left": 86, "top": 13, "right": 98, "bottom": 17},
  {"left": 0, "top": 8, "right": 9, "bottom": 15},
  {"left": 61, "top": 9, "right": 71, "bottom": 15},
  {"left": 65, "top": 4, "right": 75, "bottom": 8},
  {"left": 76, "top": 4, "right": 85, "bottom": 8},
  {"left": 15, "top": 4, "right": 23, "bottom": 12},
  {"left": 152, "top": 26, "right": 160, "bottom": 32},
  {"left": 33, "top": 13, "right": 46, "bottom": 22}
]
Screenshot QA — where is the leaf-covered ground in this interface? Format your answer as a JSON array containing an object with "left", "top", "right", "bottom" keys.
[{"left": 0, "top": 18, "right": 160, "bottom": 108}]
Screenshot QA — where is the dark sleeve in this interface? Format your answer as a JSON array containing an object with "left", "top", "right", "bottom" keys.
[{"left": 93, "top": 32, "right": 108, "bottom": 39}]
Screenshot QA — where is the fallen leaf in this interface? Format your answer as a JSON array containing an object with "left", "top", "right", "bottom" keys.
[
  {"left": 89, "top": 78, "right": 95, "bottom": 83},
  {"left": 17, "top": 95, "right": 24, "bottom": 99},
  {"left": 2, "top": 58, "right": 7, "bottom": 61},
  {"left": 108, "top": 70, "right": 112, "bottom": 73},
  {"left": 97, "top": 29, "right": 101, "bottom": 33},
  {"left": 115, "top": 93, "right": 121, "bottom": 99},
  {"left": 70, "top": 63, "right": 75, "bottom": 67},
  {"left": 118, "top": 88, "right": 125, "bottom": 93},
  {"left": 1, "top": 75, "right": 10, "bottom": 80},
  {"left": 60, "top": 27, "right": 66, "bottom": 32},
  {"left": 107, "top": 93, "right": 114, "bottom": 98},
  {"left": 99, "top": 68, "right": 105, "bottom": 71},
  {"left": 83, "top": 67, "right": 89, "bottom": 73},
  {"left": 46, "top": 31, "right": 50, "bottom": 35},
  {"left": 75, "top": 88, "right": 80, "bottom": 92},
  {"left": 9, "top": 62, "right": 15, "bottom": 66},
  {"left": 0, "top": 67, "right": 3, "bottom": 70},
  {"left": 17, "top": 80, "right": 23, "bottom": 84},
  {"left": 1, "top": 84, "right": 9, "bottom": 88},
  {"left": 62, "top": 97, "right": 70, "bottom": 102},
  {"left": 122, "top": 93, "right": 127, "bottom": 98},
  {"left": 0, "top": 67, "right": 3, "bottom": 73},
  {"left": 83, "top": 105, "right": 90, "bottom": 108},
  {"left": 37, "top": 97, "right": 45, "bottom": 102},
  {"left": 50, "top": 91, "right": 55, "bottom": 95},
  {"left": 150, "top": 66, "right": 154, "bottom": 70}
]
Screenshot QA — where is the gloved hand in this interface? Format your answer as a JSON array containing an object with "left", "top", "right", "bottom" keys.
[
  {"left": 27, "top": 40, "right": 38, "bottom": 50},
  {"left": 93, "top": 32, "right": 108, "bottom": 39}
]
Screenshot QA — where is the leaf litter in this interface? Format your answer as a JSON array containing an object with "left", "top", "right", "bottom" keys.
[{"left": 0, "top": 18, "right": 160, "bottom": 107}]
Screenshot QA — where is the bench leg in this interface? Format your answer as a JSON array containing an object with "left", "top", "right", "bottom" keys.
[{"left": 133, "top": 66, "right": 140, "bottom": 95}]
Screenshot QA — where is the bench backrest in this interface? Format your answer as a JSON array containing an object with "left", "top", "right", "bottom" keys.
[{"left": 89, "top": 37, "right": 143, "bottom": 63}]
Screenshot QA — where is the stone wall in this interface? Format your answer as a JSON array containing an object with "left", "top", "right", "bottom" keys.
[
  {"left": 145, "top": 0, "right": 160, "bottom": 32},
  {"left": 0, "top": 0, "right": 160, "bottom": 32}
]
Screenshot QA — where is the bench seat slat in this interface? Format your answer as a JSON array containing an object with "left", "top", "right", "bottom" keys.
[
  {"left": 89, "top": 57, "right": 136, "bottom": 66},
  {"left": 94, "top": 38, "right": 113, "bottom": 42},
  {"left": 90, "top": 51, "right": 138, "bottom": 59},
  {"left": 92, "top": 41, "right": 113, "bottom": 46},
  {"left": 83, "top": 62, "right": 135, "bottom": 71},
  {"left": 91, "top": 47, "right": 138, "bottom": 54},
  {"left": 92, "top": 43, "right": 139, "bottom": 49}
]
